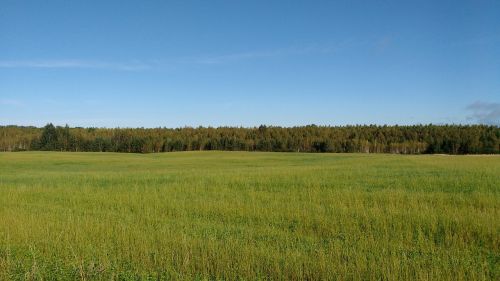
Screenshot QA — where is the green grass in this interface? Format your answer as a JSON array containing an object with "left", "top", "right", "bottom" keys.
[{"left": 0, "top": 152, "right": 498, "bottom": 280}]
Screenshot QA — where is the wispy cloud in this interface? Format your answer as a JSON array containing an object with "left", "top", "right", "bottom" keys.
[
  {"left": 0, "top": 39, "right": 374, "bottom": 70},
  {"left": 375, "top": 36, "right": 392, "bottom": 52},
  {"left": 0, "top": 59, "right": 150, "bottom": 71},
  {"left": 184, "top": 43, "right": 345, "bottom": 65},
  {"left": 466, "top": 101, "right": 500, "bottom": 125},
  {"left": 190, "top": 50, "right": 283, "bottom": 64},
  {"left": 0, "top": 99, "right": 24, "bottom": 107}
]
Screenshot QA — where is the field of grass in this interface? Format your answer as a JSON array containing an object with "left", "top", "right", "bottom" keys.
[{"left": 0, "top": 152, "right": 498, "bottom": 280}]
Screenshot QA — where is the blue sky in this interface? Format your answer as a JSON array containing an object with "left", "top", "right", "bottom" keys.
[{"left": 1, "top": 0, "right": 499, "bottom": 127}]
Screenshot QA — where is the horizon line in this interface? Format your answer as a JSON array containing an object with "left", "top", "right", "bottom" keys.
[{"left": 1, "top": 123, "right": 498, "bottom": 129}]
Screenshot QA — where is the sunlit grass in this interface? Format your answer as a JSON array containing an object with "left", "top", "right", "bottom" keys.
[{"left": 0, "top": 152, "right": 498, "bottom": 280}]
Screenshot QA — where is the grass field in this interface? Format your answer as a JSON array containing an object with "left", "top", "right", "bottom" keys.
[{"left": 0, "top": 152, "right": 498, "bottom": 280}]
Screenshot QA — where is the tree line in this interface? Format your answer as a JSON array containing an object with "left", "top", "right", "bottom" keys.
[{"left": 0, "top": 124, "right": 498, "bottom": 154}]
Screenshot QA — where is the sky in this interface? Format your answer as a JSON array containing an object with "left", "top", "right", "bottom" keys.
[{"left": 1, "top": 0, "right": 499, "bottom": 128}]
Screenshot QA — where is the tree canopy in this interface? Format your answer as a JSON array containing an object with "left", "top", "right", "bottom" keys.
[{"left": 0, "top": 124, "right": 498, "bottom": 154}]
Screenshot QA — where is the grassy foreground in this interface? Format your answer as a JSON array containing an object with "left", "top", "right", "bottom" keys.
[{"left": 0, "top": 152, "right": 498, "bottom": 280}]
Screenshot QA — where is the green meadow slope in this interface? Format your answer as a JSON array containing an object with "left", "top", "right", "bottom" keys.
[{"left": 0, "top": 152, "right": 498, "bottom": 280}]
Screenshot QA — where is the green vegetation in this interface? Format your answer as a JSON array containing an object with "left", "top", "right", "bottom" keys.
[
  {"left": 0, "top": 152, "right": 498, "bottom": 280},
  {"left": 1, "top": 123, "right": 499, "bottom": 154}
]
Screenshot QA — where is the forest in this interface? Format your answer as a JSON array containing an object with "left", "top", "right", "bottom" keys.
[{"left": 0, "top": 124, "right": 498, "bottom": 154}]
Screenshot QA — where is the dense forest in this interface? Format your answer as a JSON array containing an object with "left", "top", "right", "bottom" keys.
[{"left": 0, "top": 124, "right": 498, "bottom": 154}]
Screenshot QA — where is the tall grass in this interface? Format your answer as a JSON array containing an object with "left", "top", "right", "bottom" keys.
[{"left": 0, "top": 152, "right": 498, "bottom": 280}]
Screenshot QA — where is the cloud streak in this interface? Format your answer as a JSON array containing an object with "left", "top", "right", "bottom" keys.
[
  {"left": 0, "top": 59, "right": 150, "bottom": 71},
  {"left": 184, "top": 43, "right": 345, "bottom": 65},
  {"left": 0, "top": 39, "right": 379, "bottom": 70},
  {"left": 0, "top": 99, "right": 24, "bottom": 106},
  {"left": 466, "top": 101, "right": 500, "bottom": 125}
]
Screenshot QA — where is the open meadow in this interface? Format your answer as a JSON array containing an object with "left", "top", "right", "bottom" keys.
[{"left": 0, "top": 152, "right": 498, "bottom": 280}]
